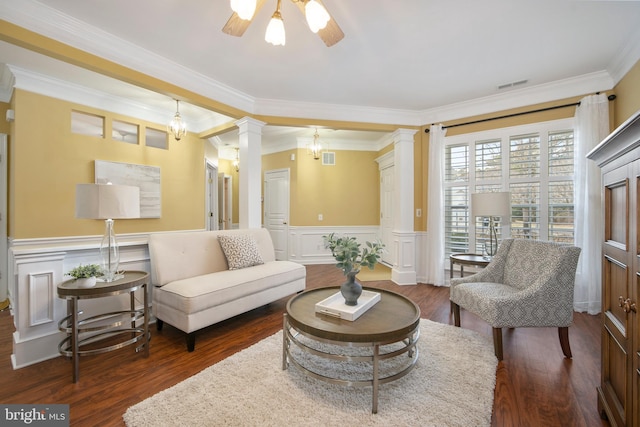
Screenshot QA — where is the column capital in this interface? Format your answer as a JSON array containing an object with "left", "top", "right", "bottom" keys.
[
  {"left": 391, "top": 128, "right": 418, "bottom": 143},
  {"left": 235, "top": 117, "right": 267, "bottom": 133}
]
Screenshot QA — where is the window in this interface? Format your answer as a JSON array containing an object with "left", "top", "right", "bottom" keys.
[
  {"left": 145, "top": 127, "right": 168, "bottom": 149},
  {"left": 443, "top": 119, "right": 574, "bottom": 258},
  {"left": 71, "top": 111, "right": 104, "bottom": 137},
  {"left": 112, "top": 120, "right": 139, "bottom": 144}
]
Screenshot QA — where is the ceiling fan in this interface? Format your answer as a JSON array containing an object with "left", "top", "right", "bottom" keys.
[{"left": 222, "top": 0, "right": 344, "bottom": 47}]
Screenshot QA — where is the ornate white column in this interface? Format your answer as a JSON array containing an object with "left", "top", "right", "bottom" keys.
[
  {"left": 391, "top": 128, "right": 417, "bottom": 285},
  {"left": 235, "top": 117, "right": 266, "bottom": 229}
]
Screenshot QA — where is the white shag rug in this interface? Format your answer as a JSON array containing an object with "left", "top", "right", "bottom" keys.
[{"left": 123, "top": 319, "right": 497, "bottom": 427}]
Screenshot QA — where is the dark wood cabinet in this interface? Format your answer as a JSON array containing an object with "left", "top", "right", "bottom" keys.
[{"left": 588, "top": 110, "right": 640, "bottom": 427}]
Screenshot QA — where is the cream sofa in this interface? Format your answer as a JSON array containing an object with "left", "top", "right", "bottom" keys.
[{"left": 148, "top": 228, "right": 306, "bottom": 351}]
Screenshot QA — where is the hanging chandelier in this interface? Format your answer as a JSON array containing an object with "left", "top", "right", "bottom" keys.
[
  {"left": 167, "top": 99, "right": 187, "bottom": 141},
  {"left": 233, "top": 148, "right": 240, "bottom": 172},
  {"left": 307, "top": 129, "right": 326, "bottom": 160}
]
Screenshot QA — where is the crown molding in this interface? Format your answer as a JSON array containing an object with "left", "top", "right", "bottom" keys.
[
  {"left": 0, "top": 0, "right": 630, "bottom": 129},
  {"left": 608, "top": 24, "right": 640, "bottom": 84},
  {"left": 254, "top": 98, "right": 426, "bottom": 127},
  {"left": 8, "top": 65, "right": 172, "bottom": 125},
  {"left": 0, "top": 0, "right": 256, "bottom": 113},
  {"left": 419, "top": 70, "right": 614, "bottom": 125},
  {"left": 295, "top": 135, "right": 389, "bottom": 152},
  {"left": 0, "top": 64, "right": 15, "bottom": 103},
  {"left": 6, "top": 65, "right": 230, "bottom": 131}
]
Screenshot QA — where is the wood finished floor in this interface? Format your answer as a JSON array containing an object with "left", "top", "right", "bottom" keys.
[{"left": 0, "top": 264, "right": 608, "bottom": 427}]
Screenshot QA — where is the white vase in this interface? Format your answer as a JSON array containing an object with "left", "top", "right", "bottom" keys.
[{"left": 75, "top": 277, "right": 97, "bottom": 288}]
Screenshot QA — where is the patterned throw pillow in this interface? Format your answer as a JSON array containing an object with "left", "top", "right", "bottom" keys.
[{"left": 218, "top": 234, "right": 264, "bottom": 270}]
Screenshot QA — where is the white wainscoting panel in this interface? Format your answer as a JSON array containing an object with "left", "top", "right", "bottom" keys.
[
  {"left": 9, "top": 233, "right": 151, "bottom": 369},
  {"left": 28, "top": 272, "right": 54, "bottom": 326},
  {"left": 288, "top": 226, "right": 382, "bottom": 265},
  {"left": 7, "top": 227, "right": 429, "bottom": 369}
]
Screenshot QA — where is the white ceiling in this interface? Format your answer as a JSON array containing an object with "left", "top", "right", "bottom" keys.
[{"left": 1, "top": 0, "right": 640, "bottom": 155}]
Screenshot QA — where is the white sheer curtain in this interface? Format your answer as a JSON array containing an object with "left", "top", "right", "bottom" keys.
[
  {"left": 425, "top": 124, "right": 447, "bottom": 286},
  {"left": 574, "top": 93, "right": 609, "bottom": 314}
]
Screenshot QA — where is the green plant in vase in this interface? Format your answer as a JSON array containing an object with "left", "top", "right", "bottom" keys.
[
  {"left": 67, "top": 264, "right": 103, "bottom": 288},
  {"left": 323, "top": 233, "right": 385, "bottom": 306}
]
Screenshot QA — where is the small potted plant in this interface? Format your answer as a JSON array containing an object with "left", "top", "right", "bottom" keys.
[
  {"left": 67, "top": 264, "right": 103, "bottom": 288},
  {"left": 323, "top": 233, "right": 385, "bottom": 306}
]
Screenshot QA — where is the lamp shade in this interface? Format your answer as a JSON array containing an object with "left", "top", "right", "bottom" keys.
[
  {"left": 305, "top": 0, "right": 330, "bottom": 33},
  {"left": 76, "top": 184, "right": 140, "bottom": 220},
  {"left": 471, "top": 192, "right": 510, "bottom": 218},
  {"left": 265, "top": 12, "right": 286, "bottom": 46}
]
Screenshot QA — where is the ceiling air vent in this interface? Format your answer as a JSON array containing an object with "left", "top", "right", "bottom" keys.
[
  {"left": 497, "top": 79, "right": 528, "bottom": 90},
  {"left": 322, "top": 152, "right": 335, "bottom": 165}
]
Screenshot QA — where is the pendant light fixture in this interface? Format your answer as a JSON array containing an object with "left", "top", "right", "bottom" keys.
[
  {"left": 265, "top": 0, "right": 286, "bottom": 46},
  {"left": 233, "top": 148, "right": 240, "bottom": 172},
  {"left": 305, "top": 0, "right": 330, "bottom": 33},
  {"left": 307, "top": 128, "right": 325, "bottom": 160},
  {"left": 168, "top": 99, "right": 187, "bottom": 141},
  {"left": 230, "top": 0, "right": 257, "bottom": 20}
]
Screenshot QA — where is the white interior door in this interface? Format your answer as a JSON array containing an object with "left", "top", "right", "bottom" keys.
[
  {"left": 218, "top": 173, "right": 232, "bottom": 230},
  {"left": 206, "top": 162, "right": 218, "bottom": 230},
  {"left": 264, "top": 169, "right": 290, "bottom": 260},
  {"left": 380, "top": 165, "right": 394, "bottom": 265}
]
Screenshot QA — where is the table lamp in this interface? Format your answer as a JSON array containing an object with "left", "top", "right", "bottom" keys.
[
  {"left": 471, "top": 192, "right": 510, "bottom": 258},
  {"left": 76, "top": 183, "right": 141, "bottom": 281}
]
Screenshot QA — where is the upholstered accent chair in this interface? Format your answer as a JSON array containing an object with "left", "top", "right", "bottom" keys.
[{"left": 450, "top": 239, "right": 581, "bottom": 360}]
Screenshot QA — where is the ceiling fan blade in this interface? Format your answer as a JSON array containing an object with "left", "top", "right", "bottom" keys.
[
  {"left": 222, "top": 0, "right": 268, "bottom": 37},
  {"left": 293, "top": 0, "right": 344, "bottom": 47},
  {"left": 317, "top": 15, "right": 344, "bottom": 47}
]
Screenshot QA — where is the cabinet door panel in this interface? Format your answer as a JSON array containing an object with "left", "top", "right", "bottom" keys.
[{"left": 601, "top": 166, "right": 632, "bottom": 426}]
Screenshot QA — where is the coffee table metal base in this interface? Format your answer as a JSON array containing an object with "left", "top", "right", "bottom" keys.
[{"left": 282, "top": 313, "right": 420, "bottom": 413}]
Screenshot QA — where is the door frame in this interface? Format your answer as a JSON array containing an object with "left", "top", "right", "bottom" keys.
[
  {"left": 0, "top": 135, "right": 7, "bottom": 309},
  {"left": 205, "top": 160, "right": 218, "bottom": 230}
]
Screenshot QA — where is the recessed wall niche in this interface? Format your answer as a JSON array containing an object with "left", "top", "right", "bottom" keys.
[
  {"left": 71, "top": 110, "right": 105, "bottom": 137},
  {"left": 145, "top": 127, "right": 168, "bottom": 150},
  {"left": 112, "top": 120, "right": 139, "bottom": 144}
]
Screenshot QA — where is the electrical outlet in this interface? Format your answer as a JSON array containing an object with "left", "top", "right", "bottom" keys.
[
  {"left": 318, "top": 214, "right": 323, "bottom": 221},
  {"left": 416, "top": 209, "right": 422, "bottom": 217}
]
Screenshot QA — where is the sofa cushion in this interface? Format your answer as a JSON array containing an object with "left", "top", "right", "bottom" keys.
[
  {"left": 154, "top": 261, "right": 306, "bottom": 314},
  {"left": 218, "top": 234, "right": 264, "bottom": 270}
]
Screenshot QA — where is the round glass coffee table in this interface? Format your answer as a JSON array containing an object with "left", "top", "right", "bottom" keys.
[{"left": 282, "top": 286, "right": 421, "bottom": 413}]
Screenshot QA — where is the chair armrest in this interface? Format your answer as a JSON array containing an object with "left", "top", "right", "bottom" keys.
[{"left": 450, "top": 240, "right": 512, "bottom": 287}]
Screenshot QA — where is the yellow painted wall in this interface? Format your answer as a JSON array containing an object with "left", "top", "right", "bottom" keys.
[
  {"left": 262, "top": 148, "right": 380, "bottom": 226},
  {"left": 217, "top": 158, "right": 239, "bottom": 224},
  {"left": 10, "top": 89, "right": 206, "bottom": 238},
  {"left": 0, "top": 101, "right": 10, "bottom": 134},
  {"left": 8, "top": 61, "right": 638, "bottom": 240},
  {"left": 613, "top": 59, "right": 640, "bottom": 127}
]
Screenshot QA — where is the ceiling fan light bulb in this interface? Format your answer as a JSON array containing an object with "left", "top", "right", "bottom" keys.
[
  {"left": 265, "top": 12, "right": 286, "bottom": 46},
  {"left": 230, "top": 0, "right": 257, "bottom": 20},
  {"left": 305, "top": 0, "right": 330, "bottom": 33}
]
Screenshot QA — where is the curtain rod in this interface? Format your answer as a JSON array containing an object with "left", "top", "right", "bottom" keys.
[{"left": 424, "top": 94, "right": 616, "bottom": 133}]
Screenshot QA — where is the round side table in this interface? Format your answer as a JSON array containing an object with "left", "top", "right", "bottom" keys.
[
  {"left": 57, "top": 270, "right": 150, "bottom": 383},
  {"left": 449, "top": 253, "right": 490, "bottom": 280}
]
